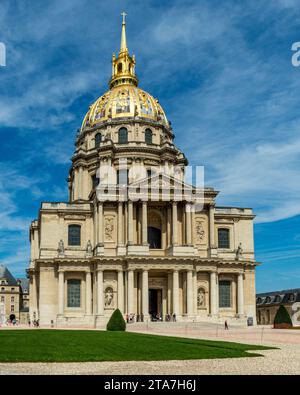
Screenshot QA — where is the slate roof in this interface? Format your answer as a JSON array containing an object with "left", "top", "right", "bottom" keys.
[
  {"left": 17, "top": 278, "right": 29, "bottom": 293},
  {"left": 0, "top": 265, "right": 18, "bottom": 286},
  {"left": 256, "top": 288, "right": 300, "bottom": 305}
]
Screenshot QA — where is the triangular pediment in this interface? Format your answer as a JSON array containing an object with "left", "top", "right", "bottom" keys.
[{"left": 129, "top": 172, "right": 193, "bottom": 191}]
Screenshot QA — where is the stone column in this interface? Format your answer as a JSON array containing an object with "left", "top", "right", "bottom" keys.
[
  {"left": 172, "top": 201, "right": 178, "bottom": 246},
  {"left": 142, "top": 269, "right": 149, "bottom": 319},
  {"left": 186, "top": 270, "right": 193, "bottom": 316},
  {"left": 128, "top": 201, "right": 133, "bottom": 245},
  {"left": 93, "top": 203, "right": 98, "bottom": 248},
  {"left": 172, "top": 270, "right": 179, "bottom": 317},
  {"left": 167, "top": 205, "right": 172, "bottom": 247},
  {"left": 237, "top": 273, "right": 244, "bottom": 316},
  {"left": 209, "top": 204, "right": 215, "bottom": 247},
  {"left": 142, "top": 201, "right": 148, "bottom": 245},
  {"left": 127, "top": 269, "right": 134, "bottom": 314},
  {"left": 167, "top": 272, "right": 172, "bottom": 314},
  {"left": 58, "top": 270, "right": 64, "bottom": 315},
  {"left": 193, "top": 271, "right": 198, "bottom": 315},
  {"left": 185, "top": 203, "right": 192, "bottom": 245},
  {"left": 78, "top": 166, "right": 83, "bottom": 199},
  {"left": 97, "top": 270, "right": 104, "bottom": 315},
  {"left": 117, "top": 270, "right": 124, "bottom": 313},
  {"left": 98, "top": 202, "right": 103, "bottom": 245},
  {"left": 210, "top": 271, "right": 218, "bottom": 316},
  {"left": 85, "top": 271, "right": 92, "bottom": 315},
  {"left": 118, "top": 202, "right": 123, "bottom": 246}
]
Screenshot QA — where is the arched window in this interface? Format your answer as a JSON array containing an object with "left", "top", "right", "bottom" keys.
[
  {"left": 67, "top": 279, "right": 81, "bottom": 308},
  {"left": 118, "top": 127, "right": 128, "bottom": 144},
  {"left": 95, "top": 133, "right": 102, "bottom": 148},
  {"left": 118, "top": 63, "right": 123, "bottom": 73},
  {"left": 92, "top": 174, "right": 99, "bottom": 189},
  {"left": 145, "top": 129, "right": 153, "bottom": 144},
  {"left": 219, "top": 280, "right": 231, "bottom": 308},
  {"left": 218, "top": 228, "right": 230, "bottom": 249},
  {"left": 148, "top": 226, "right": 162, "bottom": 249},
  {"left": 68, "top": 225, "right": 81, "bottom": 246}
]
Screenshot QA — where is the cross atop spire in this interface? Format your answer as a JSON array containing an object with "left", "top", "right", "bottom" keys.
[
  {"left": 120, "top": 11, "right": 127, "bottom": 53},
  {"left": 121, "top": 11, "right": 127, "bottom": 25}
]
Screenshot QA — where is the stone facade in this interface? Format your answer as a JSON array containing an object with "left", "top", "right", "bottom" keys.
[
  {"left": 256, "top": 288, "right": 300, "bottom": 326},
  {"left": 28, "top": 16, "right": 258, "bottom": 328},
  {"left": 0, "top": 265, "right": 29, "bottom": 324}
]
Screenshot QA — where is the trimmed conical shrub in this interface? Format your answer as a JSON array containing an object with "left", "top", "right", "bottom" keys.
[
  {"left": 106, "top": 308, "right": 126, "bottom": 331},
  {"left": 274, "top": 305, "right": 292, "bottom": 328}
]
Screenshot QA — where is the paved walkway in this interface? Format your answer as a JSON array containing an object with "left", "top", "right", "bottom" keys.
[{"left": 0, "top": 325, "right": 299, "bottom": 375}]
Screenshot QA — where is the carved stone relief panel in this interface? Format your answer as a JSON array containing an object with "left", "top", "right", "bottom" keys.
[
  {"left": 194, "top": 215, "right": 208, "bottom": 245},
  {"left": 103, "top": 214, "right": 117, "bottom": 244}
]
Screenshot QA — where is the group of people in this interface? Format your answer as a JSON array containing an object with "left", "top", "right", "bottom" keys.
[
  {"left": 165, "top": 313, "right": 177, "bottom": 322},
  {"left": 28, "top": 319, "right": 39, "bottom": 327},
  {"left": 126, "top": 313, "right": 136, "bottom": 323},
  {"left": 0, "top": 318, "right": 19, "bottom": 327}
]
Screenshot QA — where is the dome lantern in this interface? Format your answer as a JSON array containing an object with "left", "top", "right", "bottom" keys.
[{"left": 109, "top": 12, "right": 138, "bottom": 89}]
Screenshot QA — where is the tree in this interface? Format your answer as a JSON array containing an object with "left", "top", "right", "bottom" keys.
[
  {"left": 274, "top": 305, "right": 292, "bottom": 328},
  {"left": 106, "top": 308, "right": 126, "bottom": 331}
]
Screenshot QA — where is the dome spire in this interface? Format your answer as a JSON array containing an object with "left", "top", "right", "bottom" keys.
[
  {"left": 120, "top": 12, "right": 127, "bottom": 53},
  {"left": 109, "top": 12, "right": 138, "bottom": 89}
]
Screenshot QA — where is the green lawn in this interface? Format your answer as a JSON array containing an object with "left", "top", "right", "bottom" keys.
[{"left": 0, "top": 330, "right": 275, "bottom": 362}]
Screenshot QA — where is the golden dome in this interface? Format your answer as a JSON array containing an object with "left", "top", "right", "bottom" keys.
[
  {"left": 81, "top": 85, "right": 168, "bottom": 131},
  {"left": 81, "top": 13, "right": 168, "bottom": 132}
]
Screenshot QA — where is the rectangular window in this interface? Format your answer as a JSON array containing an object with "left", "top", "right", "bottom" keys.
[
  {"left": 219, "top": 280, "right": 231, "bottom": 308},
  {"left": 68, "top": 225, "right": 81, "bottom": 246},
  {"left": 11, "top": 305, "right": 14, "bottom": 312},
  {"left": 1, "top": 296, "right": 4, "bottom": 302},
  {"left": 218, "top": 228, "right": 230, "bottom": 249},
  {"left": 117, "top": 169, "right": 129, "bottom": 185},
  {"left": 67, "top": 279, "right": 81, "bottom": 308}
]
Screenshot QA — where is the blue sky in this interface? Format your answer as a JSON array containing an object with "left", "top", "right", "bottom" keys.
[{"left": 0, "top": 0, "right": 300, "bottom": 292}]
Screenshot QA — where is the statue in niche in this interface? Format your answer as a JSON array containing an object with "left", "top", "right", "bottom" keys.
[
  {"left": 57, "top": 239, "right": 65, "bottom": 255},
  {"left": 86, "top": 240, "right": 93, "bottom": 254},
  {"left": 236, "top": 242, "right": 243, "bottom": 260},
  {"left": 105, "top": 287, "right": 114, "bottom": 306},
  {"left": 195, "top": 220, "right": 205, "bottom": 243},
  {"left": 197, "top": 288, "right": 205, "bottom": 308}
]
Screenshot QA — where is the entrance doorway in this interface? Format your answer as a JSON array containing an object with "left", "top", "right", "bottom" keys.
[
  {"left": 148, "top": 289, "right": 162, "bottom": 321},
  {"left": 9, "top": 314, "right": 16, "bottom": 321}
]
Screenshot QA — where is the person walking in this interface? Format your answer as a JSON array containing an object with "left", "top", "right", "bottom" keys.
[{"left": 224, "top": 320, "right": 229, "bottom": 330}]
